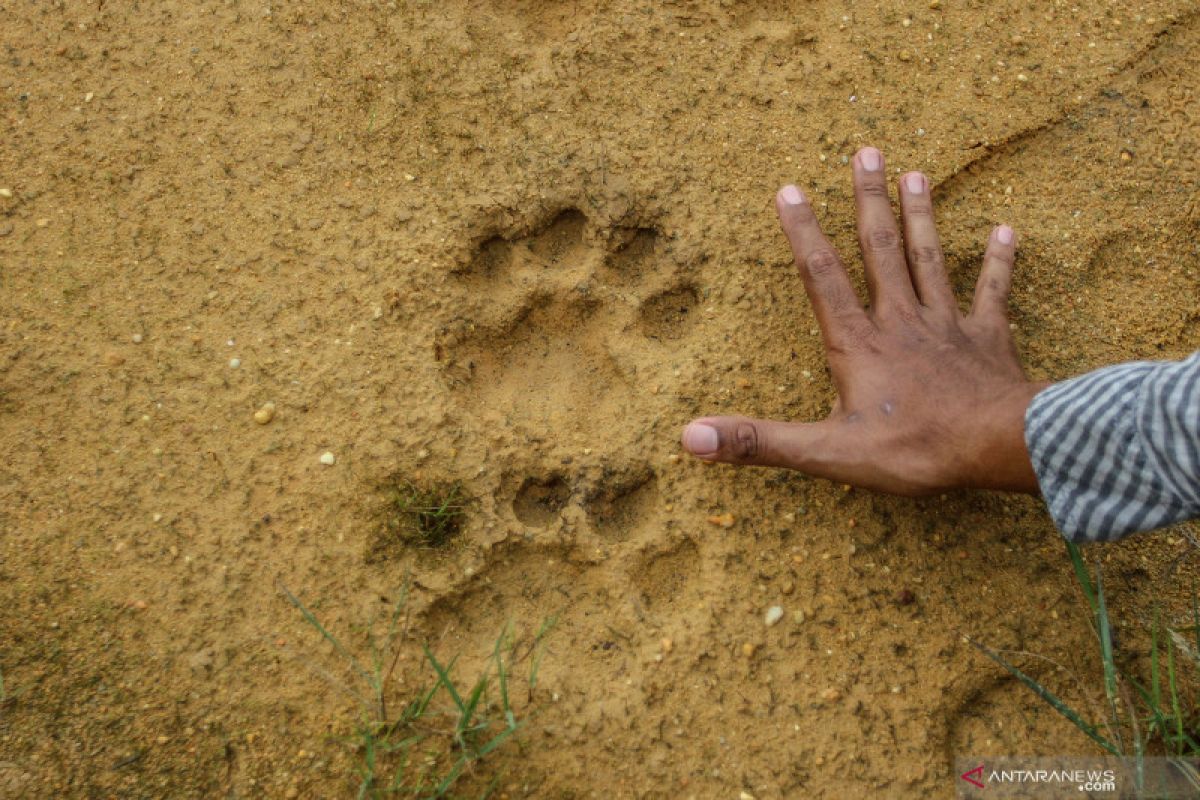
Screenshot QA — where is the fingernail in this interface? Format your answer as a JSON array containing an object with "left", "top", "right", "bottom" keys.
[
  {"left": 779, "top": 184, "right": 806, "bottom": 205},
  {"left": 859, "top": 147, "right": 883, "bottom": 172},
  {"left": 682, "top": 423, "right": 719, "bottom": 456},
  {"left": 997, "top": 225, "right": 1014, "bottom": 245},
  {"left": 903, "top": 172, "right": 926, "bottom": 194}
]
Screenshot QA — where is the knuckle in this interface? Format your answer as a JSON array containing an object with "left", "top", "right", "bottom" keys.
[
  {"left": 837, "top": 319, "right": 879, "bottom": 353},
  {"left": 903, "top": 202, "right": 933, "bottom": 218},
  {"left": 911, "top": 245, "right": 944, "bottom": 267},
  {"left": 733, "top": 422, "right": 761, "bottom": 460},
  {"left": 859, "top": 180, "right": 890, "bottom": 199},
  {"left": 988, "top": 247, "right": 1015, "bottom": 266},
  {"left": 824, "top": 286, "right": 857, "bottom": 314},
  {"left": 865, "top": 226, "right": 901, "bottom": 252},
  {"left": 878, "top": 301, "right": 924, "bottom": 329},
  {"left": 803, "top": 248, "right": 842, "bottom": 278}
]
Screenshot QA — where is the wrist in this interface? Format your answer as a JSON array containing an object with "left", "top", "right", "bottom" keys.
[{"left": 960, "top": 380, "right": 1050, "bottom": 493}]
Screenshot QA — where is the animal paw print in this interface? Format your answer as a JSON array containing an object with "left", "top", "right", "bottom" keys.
[
  {"left": 508, "top": 462, "right": 661, "bottom": 543},
  {"left": 440, "top": 208, "right": 700, "bottom": 439},
  {"left": 440, "top": 207, "right": 701, "bottom": 542}
]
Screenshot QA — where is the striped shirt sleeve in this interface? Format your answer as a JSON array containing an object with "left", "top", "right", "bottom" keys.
[{"left": 1024, "top": 350, "right": 1200, "bottom": 543}]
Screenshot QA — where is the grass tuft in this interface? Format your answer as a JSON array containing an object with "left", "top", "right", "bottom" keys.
[
  {"left": 282, "top": 582, "right": 550, "bottom": 798},
  {"left": 367, "top": 480, "right": 467, "bottom": 562},
  {"left": 969, "top": 534, "right": 1200, "bottom": 793}
]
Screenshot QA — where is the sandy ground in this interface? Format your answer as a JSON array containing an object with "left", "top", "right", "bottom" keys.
[{"left": 2, "top": 0, "right": 1200, "bottom": 797}]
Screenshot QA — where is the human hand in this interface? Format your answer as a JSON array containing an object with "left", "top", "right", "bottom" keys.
[{"left": 681, "top": 147, "right": 1048, "bottom": 495}]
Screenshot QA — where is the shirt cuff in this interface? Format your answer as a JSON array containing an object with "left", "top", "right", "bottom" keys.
[{"left": 1024, "top": 359, "right": 1195, "bottom": 542}]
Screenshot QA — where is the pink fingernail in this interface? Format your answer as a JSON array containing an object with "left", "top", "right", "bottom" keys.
[
  {"left": 779, "top": 184, "right": 806, "bottom": 205},
  {"left": 997, "top": 225, "right": 1014, "bottom": 245},
  {"left": 682, "top": 423, "right": 719, "bottom": 456},
  {"left": 904, "top": 172, "right": 926, "bottom": 194},
  {"left": 859, "top": 147, "right": 883, "bottom": 172}
]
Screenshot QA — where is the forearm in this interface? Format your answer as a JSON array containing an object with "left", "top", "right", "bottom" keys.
[{"left": 1024, "top": 351, "right": 1200, "bottom": 542}]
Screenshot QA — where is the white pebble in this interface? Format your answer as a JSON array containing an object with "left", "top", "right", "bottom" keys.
[
  {"left": 229, "top": 358, "right": 240, "bottom": 368},
  {"left": 131, "top": 333, "right": 143, "bottom": 344},
  {"left": 764, "top": 606, "right": 784, "bottom": 626},
  {"left": 319, "top": 451, "right": 336, "bottom": 466}
]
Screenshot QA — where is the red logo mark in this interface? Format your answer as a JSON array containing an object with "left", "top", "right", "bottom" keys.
[{"left": 961, "top": 764, "right": 985, "bottom": 789}]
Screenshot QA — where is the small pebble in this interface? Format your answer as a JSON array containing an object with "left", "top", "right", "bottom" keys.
[
  {"left": 707, "top": 512, "right": 735, "bottom": 528},
  {"left": 131, "top": 333, "right": 143, "bottom": 344},
  {"left": 741, "top": 642, "right": 757, "bottom": 658},
  {"left": 36, "top": 218, "right": 50, "bottom": 227},
  {"left": 821, "top": 688, "right": 842, "bottom": 703},
  {"left": 229, "top": 358, "right": 241, "bottom": 368},
  {"left": 898, "top": 50, "right": 912, "bottom": 62},
  {"left": 319, "top": 451, "right": 336, "bottom": 466},
  {"left": 103, "top": 352, "right": 125, "bottom": 367},
  {"left": 0, "top": 222, "right": 12, "bottom": 237},
  {"left": 0, "top": 188, "right": 11, "bottom": 198},
  {"left": 660, "top": 637, "right": 673, "bottom": 654},
  {"left": 764, "top": 606, "right": 784, "bottom": 626},
  {"left": 253, "top": 402, "right": 275, "bottom": 425}
]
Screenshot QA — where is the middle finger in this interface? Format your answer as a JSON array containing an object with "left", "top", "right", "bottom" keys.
[{"left": 852, "top": 147, "right": 918, "bottom": 314}]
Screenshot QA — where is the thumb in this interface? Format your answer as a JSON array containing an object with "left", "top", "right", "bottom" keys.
[{"left": 681, "top": 416, "right": 828, "bottom": 470}]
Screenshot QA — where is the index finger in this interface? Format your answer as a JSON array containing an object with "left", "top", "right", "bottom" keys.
[{"left": 776, "top": 185, "right": 871, "bottom": 351}]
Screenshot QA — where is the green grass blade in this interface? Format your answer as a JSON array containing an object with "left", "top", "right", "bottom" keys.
[
  {"left": 1152, "top": 607, "right": 1163, "bottom": 716},
  {"left": 494, "top": 623, "right": 514, "bottom": 727},
  {"left": 459, "top": 673, "right": 490, "bottom": 738},
  {"left": 1123, "top": 670, "right": 1182, "bottom": 747},
  {"left": 403, "top": 678, "right": 441, "bottom": 723},
  {"left": 282, "top": 585, "right": 372, "bottom": 682},
  {"left": 1168, "top": 636, "right": 1185, "bottom": 753},
  {"left": 1094, "top": 564, "right": 1122, "bottom": 747},
  {"left": 477, "top": 722, "right": 521, "bottom": 757},
  {"left": 966, "top": 636, "right": 1120, "bottom": 755},
  {"left": 431, "top": 756, "right": 468, "bottom": 798},
  {"left": 384, "top": 581, "right": 411, "bottom": 649},
  {"left": 1066, "top": 541, "right": 1098, "bottom": 613},
  {"left": 423, "top": 645, "right": 465, "bottom": 713}
]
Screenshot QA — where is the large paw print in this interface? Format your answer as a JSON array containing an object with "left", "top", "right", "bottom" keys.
[
  {"left": 438, "top": 207, "right": 701, "bottom": 543},
  {"left": 440, "top": 208, "right": 700, "bottom": 441}
]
